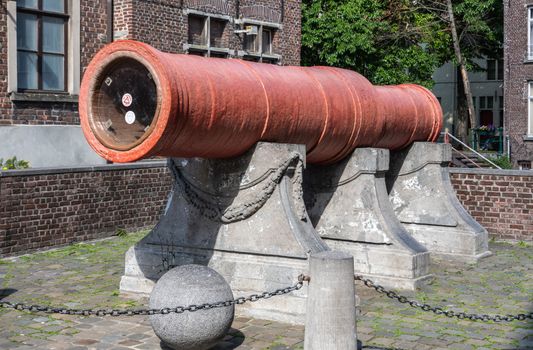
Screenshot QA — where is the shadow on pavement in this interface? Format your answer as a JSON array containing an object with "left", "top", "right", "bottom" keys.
[
  {"left": 0, "top": 288, "right": 17, "bottom": 300},
  {"left": 159, "top": 328, "right": 245, "bottom": 349}
]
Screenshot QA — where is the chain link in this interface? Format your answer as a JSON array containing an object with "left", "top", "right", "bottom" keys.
[
  {"left": 3, "top": 273, "right": 531, "bottom": 323},
  {"left": 354, "top": 274, "right": 533, "bottom": 322},
  {"left": 0, "top": 277, "right": 304, "bottom": 317}
]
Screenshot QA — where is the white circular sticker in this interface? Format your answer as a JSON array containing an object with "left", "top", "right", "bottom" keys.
[
  {"left": 125, "top": 111, "right": 136, "bottom": 124},
  {"left": 122, "top": 93, "right": 133, "bottom": 107}
]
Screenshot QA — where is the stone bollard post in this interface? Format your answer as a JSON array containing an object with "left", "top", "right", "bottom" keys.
[{"left": 304, "top": 251, "right": 357, "bottom": 350}]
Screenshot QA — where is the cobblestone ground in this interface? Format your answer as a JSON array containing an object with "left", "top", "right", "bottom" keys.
[{"left": 0, "top": 231, "right": 531, "bottom": 350}]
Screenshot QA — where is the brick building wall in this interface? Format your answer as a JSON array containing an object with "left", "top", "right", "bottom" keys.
[
  {"left": 0, "top": 0, "right": 111, "bottom": 126},
  {"left": 0, "top": 162, "right": 172, "bottom": 256},
  {"left": 504, "top": 0, "right": 533, "bottom": 167},
  {"left": 121, "top": 0, "right": 301, "bottom": 65},
  {"left": 0, "top": 0, "right": 301, "bottom": 127},
  {"left": 450, "top": 168, "right": 533, "bottom": 242},
  {"left": 0, "top": 0, "right": 301, "bottom": 168}
]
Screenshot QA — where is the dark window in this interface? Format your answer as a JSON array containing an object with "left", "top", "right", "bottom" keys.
[
  {"left": 518, "top": 160, "right": 531, "bottom": 170},
  {"left": 487, "top": 96, "right": 494, "bottom": 109},
  {"left": 210, "top": 19, "right": 226, "bottom": 48},
  {"left": 187, "top": 15, "right": 228, "bottom": 57},
  {"left": 262, "top": 28, "right": 273, "bottom": 55},
  {"left": 210, "top": 52, "right": 227, "bottom": 58},
  {"left": 242, "top": 24, "right": 278, "bottom": 63},
  {"left": 17, "top": 0, "right": 68, "bottom": 91},
  {"left": 244, "top": 25, "right": 260, "bottom": 53},
  {"left": 487, "top": 60, "right": 496, "bottom": 80},
  {"left": 497, "top": 60, "right": 504, "bottom": 80},
  {"left": 243, "top": 56, "right": 260, "bottom": 62},
  {"left": 188, "top": 50, "right": 206, "bottom": 57},
  {"left": 188, "top": 15, "right": 207, "bottom": 46},
  {"left": 499, "top": 96, "right": 504, "bottom": 128}
]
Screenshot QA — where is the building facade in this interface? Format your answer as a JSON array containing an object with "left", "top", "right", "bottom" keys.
[
  {"left": 432, "top": 59, "right": 504, "bottom": 137},
  {"left": 0, "top": 0, "right": 301, "bottom": 168},
  {"left": 504, "top": 0, "right": 533, "bottom": 169}
]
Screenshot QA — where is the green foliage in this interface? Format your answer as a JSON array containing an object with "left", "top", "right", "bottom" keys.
[
  {"left": 115, "top": 228, "right": 128, "bottom": 237},
  {"left": 301, "top": 0, "right": 448, "bottom": 87},
  {"left": 489, "top": 155, "right": 512, "bottom": 169},
  {"left": 0, "top": 156, "right": 30, "bottom": 170},
  {"left": 451, "top": 0, "right": 503, "bottom": 64},
  {"left": 301, "top": 0, "right": 503, "bottom": 86},
  {"left": 517, "top": 241, "right": 530, "bottom": 248}
]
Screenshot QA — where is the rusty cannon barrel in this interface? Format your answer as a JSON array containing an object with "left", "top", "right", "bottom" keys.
[{"left": 79, "top": 40, "right": 442, "bottom": 165}]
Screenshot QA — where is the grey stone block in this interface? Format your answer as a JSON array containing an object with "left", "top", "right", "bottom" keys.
[
  {"left": 303, "top": 148, "right": 431, "bottom": 290},
  {"left": 121, "top": 142, "right": 329, "bottom": 324},
  {"left": 387, "top": 142, "right": 491, "bottom": 262}
]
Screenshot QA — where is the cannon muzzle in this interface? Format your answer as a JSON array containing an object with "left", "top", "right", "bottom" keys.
[{"left": 79, "top": 40, "right": 442, "bottom": 164}]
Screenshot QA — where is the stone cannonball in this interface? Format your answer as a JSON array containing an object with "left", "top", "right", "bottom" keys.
[{"left": 149, "top": 265, "right": 235, "bottom": 350}]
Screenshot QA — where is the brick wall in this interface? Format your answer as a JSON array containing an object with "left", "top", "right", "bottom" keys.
[
  {"left": 504, "top": 0, "right": 533, "bottom": 166},
  {"left": 0, "top": 162, "right": 172, "bottom": 257},
  {"left": 0, "top": 0, "right": 302, "bottom": 126},
  {"left": 128, "top": 0, "right": 301, "bottom": 65},
  {"left": 450, "top": 168, "right": 533, "bottom": 242},
  {"left": 0, "top": 0, "right": 110, "bottom": 126},
  {"left": 1, "top": 164, "right": 531, "bottom": 257}
]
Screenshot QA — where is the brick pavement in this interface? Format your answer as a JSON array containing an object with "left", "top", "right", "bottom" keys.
[{"left": 0, "top": 231, "right": 532, "bottom": 349}]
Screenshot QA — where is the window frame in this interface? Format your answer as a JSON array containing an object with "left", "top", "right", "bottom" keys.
[
  {"left": 237, "top": 18, "right": 281, "bottom": 64},
  {"left": 16, "top": 0, "right": 69, "bottom": 93},
  {"left": 7, "top": 0, "right": 81, "bottom": 101},
  {"left": 185, "top": 10, "right": 231, "bottom": 58},
  {"left": 529, "top": 82, "right": 533, "bottom": 136},
  {"left": 529, "top": 7, "right": 533, "bottom": 60}
]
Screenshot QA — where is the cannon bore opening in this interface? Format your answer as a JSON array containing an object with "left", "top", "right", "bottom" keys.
[{"left": 90, "top": 57, "right": 158, "bottom": 150}]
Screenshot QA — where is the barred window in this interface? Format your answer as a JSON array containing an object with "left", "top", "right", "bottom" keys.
[{"left": 187, "top": 14, "right": 228, "bottom": 58}]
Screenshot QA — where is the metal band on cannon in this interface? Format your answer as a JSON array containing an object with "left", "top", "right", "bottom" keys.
[{"left": 79, "top": 40, "right": 442, "bottom": 165}]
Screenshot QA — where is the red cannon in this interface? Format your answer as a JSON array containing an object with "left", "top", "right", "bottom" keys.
[{"left": 79, "top": 40, "right": 442, "bottom": 164}]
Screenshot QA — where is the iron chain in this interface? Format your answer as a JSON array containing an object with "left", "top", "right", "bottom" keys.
[
  {"left": 0, "top": 276, "right": 304, "bottom": 317},
  {"left": 354, "top": 274, "right": 533, "bottom": 322}
]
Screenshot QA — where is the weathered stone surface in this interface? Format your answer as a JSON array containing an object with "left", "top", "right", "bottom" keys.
[
  {"left": 387, "top": 142, "right": 491, "bottom": 262},
  {"left": 304, "top": 251, "right": 357, "bottom": 350},
  {"left": 149, "top": 265, "right": 234, "bottom": 350},
  {"left": 304, "top": 148, "right": 431, "bottom": 290},
  {"left": 121, "top": 142, "right": 329, "bottom": 324}
]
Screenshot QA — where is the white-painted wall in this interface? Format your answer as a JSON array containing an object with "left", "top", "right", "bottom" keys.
[{"left": 0, "top": 125, "right": 107, "bottom": 168}]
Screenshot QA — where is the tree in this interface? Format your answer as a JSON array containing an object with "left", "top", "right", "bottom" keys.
[
  {"left": 418, "top": 0, "right": 503, "bottom": 141},
  {"left": 301, "top": 0, "right": 503, "bottom": 142},
  {"left": 301, "top": 0, "right": 448, "bottom": 88}
]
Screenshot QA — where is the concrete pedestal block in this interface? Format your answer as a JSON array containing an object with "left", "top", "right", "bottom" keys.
[
  {"left": 304, "top": 148, "right": 431, "bottom": 290},
  {"left": 387, "top": 142, "right": 491, "bottom": 262},
  {"left": 120, "top": 142, "right": 329, "bottom": 324}
]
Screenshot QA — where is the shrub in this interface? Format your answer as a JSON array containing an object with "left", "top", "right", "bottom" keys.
[
  {"left": 489, "top": 155, "right": 512, "bottom": 169},
  {"left": 0, "top": 156, "right": 30, "bottom": 170}
]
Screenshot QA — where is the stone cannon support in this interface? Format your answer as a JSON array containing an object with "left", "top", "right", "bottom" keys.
[
  {"left": 120, "top": 142, "right": 329, "bottom": 324},
  {"left": 386, "top": 142, "right": 491, "bottom": 262},
  {"left": 304, "top": 148, "right": 431, "bottom": 290}
]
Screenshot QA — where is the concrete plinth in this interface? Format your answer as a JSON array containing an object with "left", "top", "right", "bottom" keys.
[
  {"left": 303, "top": 148, "right": 431, "bottom": 290},
  {"left": 386, "top": 142, "right": 490, "bottom": 262},
  {"left": 120, "top": 142, "right": 329, "bottom": 324}
]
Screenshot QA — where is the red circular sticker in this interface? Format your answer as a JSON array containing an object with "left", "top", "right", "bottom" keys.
[{"left": 122, "top": 93, "right": 133, "bottom": 107}]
